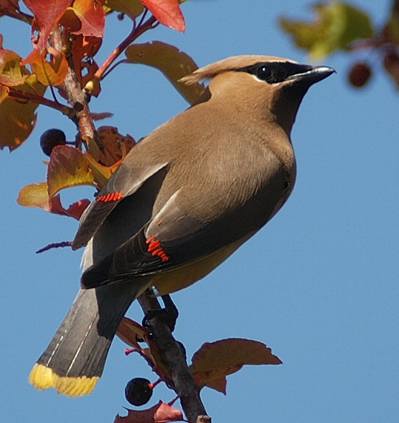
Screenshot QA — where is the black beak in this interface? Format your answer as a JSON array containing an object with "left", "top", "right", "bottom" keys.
[{"left": 287, "top": 65, "right": 336, "bottom": 85}]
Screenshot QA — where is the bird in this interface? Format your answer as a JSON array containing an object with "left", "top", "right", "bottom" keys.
[{"left": 29, "top": 55, "right": 334, "bottom": 396}]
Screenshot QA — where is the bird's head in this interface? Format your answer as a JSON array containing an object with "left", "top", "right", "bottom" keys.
[{"left": 181, "top": 55, "right": 335, "bottom": 135}]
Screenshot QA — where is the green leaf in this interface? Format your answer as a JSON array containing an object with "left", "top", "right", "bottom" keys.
[
  {"left": 280, "top": 1, "right": 374, "bottom": 59},
  {"left": 0, "top": 48, "right": 27, "bottom": 87},
  {"left": 125, "top": 41, "right": 208, "bottom": 105}
]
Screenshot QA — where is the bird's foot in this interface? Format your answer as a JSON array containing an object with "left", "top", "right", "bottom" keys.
[{"left": 142, "top": 295, "right": 178, "bottom": 333}]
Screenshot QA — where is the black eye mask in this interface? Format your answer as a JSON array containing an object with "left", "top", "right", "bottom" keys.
[{"left": 238, "top": 62, "right": 313, "bottom": 84}]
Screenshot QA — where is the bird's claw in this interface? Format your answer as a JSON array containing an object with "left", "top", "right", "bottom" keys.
[{"left": 142, "top": 295, "right": 178, "bottom": 333}]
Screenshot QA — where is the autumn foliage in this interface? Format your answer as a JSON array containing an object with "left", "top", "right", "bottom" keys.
[
  {"left": 2, "top": 1, "right": 397, "bottom": 421},
  {"left": 0, "top": 1, "right": 281, "bottom": 421},
  {"left": 0, "top": 0, "right": 204, "bottom": 222},
  {"left": 116, "top": 317, "right": 281, "bottom": 421},
  {"left": 281, "top": 0, "right": 399, "bottom": 89}
]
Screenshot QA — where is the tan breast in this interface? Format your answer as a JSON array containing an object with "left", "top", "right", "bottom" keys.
[{"left": 152, "top": 235, "right": 251, "bottom": 295}]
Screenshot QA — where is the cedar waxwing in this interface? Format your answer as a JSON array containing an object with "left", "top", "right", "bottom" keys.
[{"left": 29, "top": 55, "right": 334, "bottom": 396}]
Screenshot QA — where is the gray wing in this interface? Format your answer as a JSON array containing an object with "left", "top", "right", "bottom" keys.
[
  {"left": 80, "top": 162, "right": 287, "bottom": 290},
  {"left": 72, "top": 162, "right": 168, "bottom": 250}
]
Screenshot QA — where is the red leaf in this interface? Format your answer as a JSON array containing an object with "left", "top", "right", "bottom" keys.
[
  {"left": 23, "top": 0, "right": 73, "bottom": 62},
  {"left": 49, "top": 193, "right": 72, "bottom": 215},
  {"left": 96, "top": 125, "right": 136, "bottom": 166},
  {"left": 140, "top": 0, "right": 185, "bottom": 32},
  {"left": 69, "top": 35, "right": 102, "bottom": 85},
  {"left": 46, "top": 191, "right": 90, "bottom": 220},
  {"left": 70, "top": 0, "right": 106, "bottom": 38},
  {"left": 64, "top": 198, "right": 90, "bottom": 219},
  {"left": 46, "top": 195, "right": 90, "bottom": 220},
  {"left": 115, "top": 401, "right": 183, "bottom": 423}
]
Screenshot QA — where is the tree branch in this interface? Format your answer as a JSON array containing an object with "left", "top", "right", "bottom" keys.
[
  {"left": 0, "top": 3, "right": 33, "bottom": 25},
  {"left": 7, "top": 87, "right": 74, "bottom": 116},
  {"left": 94, "top": 15, "right": 157, "bottom": 81},
  {"left": 51, "top": 29, "right": 101, "bottom": 156},
  {"left": 138, "top": 291, "right": 211, "bottom": 423}
]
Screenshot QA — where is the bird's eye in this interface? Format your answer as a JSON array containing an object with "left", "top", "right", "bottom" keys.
[
  {"left": 256, "top": 65, "right": 272, "bottom": 81},
  {"left": 242, "top": 62, "right": 292, "bottom": 83}
]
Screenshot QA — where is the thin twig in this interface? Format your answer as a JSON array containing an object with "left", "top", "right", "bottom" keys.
[
  {"left": 94, "top": 14, "right": 157, "bottom": 81},
  {"left": 101, "top": 59, "right": 126, "bottom": 79},
  {"left": 48, "top": 83, "right": 59, "bottom": 103},
  {"left": 0, "top": 7, "right": 33, "bottom": 24},
  {"left": 7, "top": 87, "right": 73, "bottom": 116},
  {"left": 36, "top": 241, "right": 72, "bottom": 254},
  {"left": 40, "top": 55, "right": 61, "bottom": 104},
  {"left": 125, "top": 347, "right": 159, "bottom": 371},
  {"left": 136, "top": 8, "right": 149, "bottom": 29}
]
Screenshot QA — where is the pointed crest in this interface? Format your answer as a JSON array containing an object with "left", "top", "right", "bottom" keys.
[{"left": 180, "top": 55, "right": 298, "bottom": 85}]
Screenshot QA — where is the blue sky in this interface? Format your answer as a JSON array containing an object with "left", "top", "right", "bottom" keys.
[{"left": 1, "top": 0, "right": 399, "bottom": 422}]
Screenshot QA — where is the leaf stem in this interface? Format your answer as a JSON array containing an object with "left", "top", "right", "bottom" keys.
[
  {"left": 101, "top": 59, "right": 126, "bottom": 79},
  {"left": 94, "top": 14, "right": 157, "bottom": 81},
  {"left": 7, "top": 87, "right": 74, "bottom": 116},
  {"left": 0, "top": 3, "right": 33, "bottom": 25}
]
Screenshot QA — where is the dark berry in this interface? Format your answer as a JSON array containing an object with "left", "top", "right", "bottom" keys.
[
  {"left": 348, "top": 62, "right": 372, "bottom": 88},
  {"left": 40, "top": 129, "right": 66, "bottom": 156},
  {"left": 125, "top": 377, "right": 153, "bottom": 406}
]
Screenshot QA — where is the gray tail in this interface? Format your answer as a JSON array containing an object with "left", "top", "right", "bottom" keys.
[{"left": 29, "top": 281, "right": 147, "bottom": 396}]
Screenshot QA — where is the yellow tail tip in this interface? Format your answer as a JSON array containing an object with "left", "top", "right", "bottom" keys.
[{"left": 29, "top": 364, "right": 99, "bottom": 396}]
